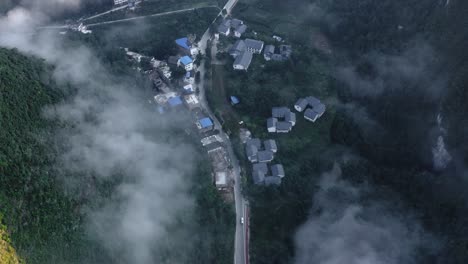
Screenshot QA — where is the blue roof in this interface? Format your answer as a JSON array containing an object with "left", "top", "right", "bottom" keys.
[
  {"left": 199, "top": 117, "right": 213, "bottom": 128},
  {"left": 230, "top": 96, "right": 240, "bottom": 105},
  {"left": 168, "top": 96, "right": 183, "bottom": 107},
  {"left": 175, "top": 37, "right": 190, "bottom": 50},
  {"left": 180, "top": 56, "right": 193, "bottom": 65},
  {"left": 185, "top": 71, "right": 191, "bottom": 78}
]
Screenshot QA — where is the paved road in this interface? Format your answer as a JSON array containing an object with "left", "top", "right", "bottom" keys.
[
  {"left": 196, "top": 0, "right": 247, "bottom": 263},
  {"left": 81, "top": 1, "right": 138, "bottom": 22}
]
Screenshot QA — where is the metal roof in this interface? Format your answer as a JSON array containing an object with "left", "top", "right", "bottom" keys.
[
  {"left": 272, "top": 107, "right": 289, "bottom": 118},
  {"left": 271, "top": 164, "right": 285, "bottom": 178},
  {"left": 233, "top": 51, "right": 253, "bottom": 69},
  {"left": 276, "top": 121, "right": 292, "bottom": 131},
  {"left": 179, "top": 56, "right": 193, "bottom": 65},
  {"left": 304, "top": 108, "right": 319, "bottom": 121},
  {"left": 168, "top": 96, "right": 183, "bottom": 107},
  {"left": 295, "top": 98, "right": 308, "bottom": 110},
  {"left": 264, "top": 139, "right": 278, "bottom": 152},
  {"left": 230, "top": 96, "right": 240, "bottom": 105},
  {"left": 267, "top": 117, "right": 278, "bottom": 128},
  {"left": 257, "top": 151, "right": 274, "bottom": 162},
  {"left": 245, "top": 38, "right": 264, "bottom": 51},
  {"left": 306, "top": 96, "right": 321, "bottom": 108},
  {"left": 199, "top": 117, "right": 213, "bottom": 128},
  {"left": 175, "top": 37, "right": 190, "bottom": 50}
]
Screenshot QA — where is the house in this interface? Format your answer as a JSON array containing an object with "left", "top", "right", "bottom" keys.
[
  {"left": 167, "top": 96, "right": 183, "bottom": 108},
  {"left": 264, "top": 139, "right": 278, "bottom": 153},
  {"left": 257, "top": 151, "right": 274, "bottom": 163},
  {"left": 114, "top": 0, "right": 128, "bottom": 5},
  {"left": 265, "top": 176, "right": 281, "bottom": 186},
  {"left": 234, "top": 24, "right": 247, "bottom": 38},
  {"left": 229, "top": 40, "right": 246, "bottom": 58},
  {"left": 197, "top": 117, "right": 214, "bottom": 131},
  {"left": 175, "top": 38, "right": 192, "bottom": 52},
  {"left": 252, "top": 163, "right": 268, "bottom": 185},
  {"left": 304, "top": 108, "right": 319, "bottom": 122},
  {"left": 233, "top": 51, "right": 253, "bottom": 71},
  {"left": 267, "top": 117, "right": 278, "bottom": 132},
  {"left": 230, "top": 96, "right": 240, "bottom": 105},
  {"left": 168, "top": 55, "right": 180, "bottom": 66},
  {"left": 231, "top": 19, "right": 243, "bottom": 29},
  {"left": 218, "top": 19, "right": 231, "bottom": 36},
  {"left": 184, "top": 94, "right": 200, "bottom": 110},
  {"left": 279, "top": 45, "right": 292, "bottom": 58},
  {"left": 294, "top": 98, "right": 308, "bottom": 112},
  {"left": 276, "top": 121, "right": 292, "bottom": 133},
  {"left": 285, "top": 111, "right": 296, "bottom": 126},
  {"left": 306, "top": 96, "right": 321, "bottom": 108},
  {"left": 178, "top": 56, "right": 193, "bottom": 71},
  {"left": 183, "top": 84, "right": 194, "bottom": 94},
  {"left": 271, "top": 164, "right": 285, "bottom": 178},
  {"left": 246, "top": 138, "right": 261, "bottom": 163},
  {"left": 245, "top": 38, "right": 264, "bottom": 54},
  {"left": 184, "top": 71, "right": 195, "bottom": 84},
  {"left": 263, "top": 45, "right": 275, "bottom": 61},
  {"left": 215, "top": 171, "right": 228, "bottom": 189},
  {"left": 272, "top": 107, "right": 289, "bottom": 118}
]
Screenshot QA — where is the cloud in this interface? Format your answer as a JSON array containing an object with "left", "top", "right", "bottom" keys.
[
  {"left": 0, "top": 1, "right": 197, "bottom": 263},
  {"left": 294, "top": 163, "right": 436, "bottom": 264}
]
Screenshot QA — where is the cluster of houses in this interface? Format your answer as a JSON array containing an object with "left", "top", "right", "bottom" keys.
[
  {"left": 245, "top": 138, "right": 285, "bottom": 186},
  {"left": 216, "top": 17, "right": 292, "bottom": 71},
  {"left": 265, "top": 97, "right": 326, "bottom": 132},
  {"left": 267, "top": 107, "right": 296, "bottom": 133}
]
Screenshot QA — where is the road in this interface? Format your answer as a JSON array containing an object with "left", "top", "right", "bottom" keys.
[
  {"left": 85, "top": 6, "right": 220, "bottom": 27},
  {"left": 195, "top": 0, "right": 248, "bottom": 263},
  {"left": 81, "top": 1, "right": 139, "bottom": 22}
]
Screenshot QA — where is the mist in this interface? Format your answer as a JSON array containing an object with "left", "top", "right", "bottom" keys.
[
  {"left": 0, "top": 1, "right": 197, "bottom": 263},
  {"left": 294, "top": 163, "right": 437, "bottom": 264}
]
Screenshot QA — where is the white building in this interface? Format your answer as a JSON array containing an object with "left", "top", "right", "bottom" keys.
[{"left": 178, "top": 56, "right": 194, "bottom": 71}]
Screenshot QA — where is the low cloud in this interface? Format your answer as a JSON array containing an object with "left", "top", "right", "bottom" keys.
[{"left": 294, "top": 163, "right": 437, "bottom": 264}]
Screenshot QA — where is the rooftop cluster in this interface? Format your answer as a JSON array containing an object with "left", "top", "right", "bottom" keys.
[
  {"left": 229, "top": 38, "right": 264, "bottom": 71},
  {"left": 267, "top": 107, "right": 296, "bottom": 133},
  {"left": 217, "top": 18, "right": 247, "bottom": 38},
  {"left": 245, "top": 138, "right": 285, "bottom": 186},
  {"left": 263, "top": 44, "right": 292, "bottom": 61},
  {"left": 294, "top": 96, "right": 326, "bottom": 122}
]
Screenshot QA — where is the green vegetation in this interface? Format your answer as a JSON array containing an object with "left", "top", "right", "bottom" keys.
[{"left": 0, "top": 214, "right": 22, "bottom": 264}]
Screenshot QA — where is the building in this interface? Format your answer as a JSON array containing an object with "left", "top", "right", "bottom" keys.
[
  {"left": 184, "top": 71, "right": 195, "bottom": 84},
  {"left": 245, "top": 38, "right": 264, "bottom": 54},
  {"left": 285, "top": 111, "right": 296, "bottom": 126},
  {"left": 276, "top": 121, "right": 292, "bottom": 133},
  {"left": 263, "top": 45, "right": 275, "bottom": 61},
  {"left": 234, "top": 24, "right": 247, "bottom": 38},
  {"left": 197, "top": 117, "right": 214, "bottom": 131},
  {"left": 229, "top": 40, "right": 246, "bottom": 58},
  {"left": 183, "top": 84, "right": 194, "bottom": 94},
  {"left": 114, "top": 0, "right": 128, "bottom": 5},
  {"left": 257, "top": 151, "right": 274, "bottom": 163},
  {"left": 304, "top": 108, "right": 319, "bottom": 122},
  {"left": 267, "top": 118, "right": 278, "bottom": 133},
  {"left": 233, "top": 51, "right": 253, "bottom": 71},
  {"left": 167, "top": 96, "right": 183, "bottom": 108},
  {"left": 215, "top": 171, "right": 228, "bottom": 189},
  {"left": 294, "top": 98, "right": 308, "bottom": 112},
  {"left": 280, "top": 45, "right": 292, "bottom": 58},
  {"left": 264, "top": 139, "right": 278, "bottom": 153},
  {"left": 252, "top": 163, "right": 268, "bottom": 185},
  {"left": 272, "top": 107, "right": 289, "bottom": 118},
  {"left": 306, "top": 96, "right": 321, "bottom": 108},
  {"left": 178, "top": 56, "right": 193, "bottom": 71},
  {"left": 175, "top": 37, "right": 191, "bottom": 50},
  {"left": 271, "top": 164, "right": 285, "bottom": 178},
  {"left": 230, "top": 96, "right": 240, "bottom": 105},
  {"left": 218, "top": 19, "right": 231, "bottom": 36},
  {"left": 245, "top": 138, "right": 262, "bottom": 163},
  {"left": 184, "top": 94, "right": 200, "bottom": 110},
  {"left": 264, "top": 176, "right": 281, "bottom": 186}
]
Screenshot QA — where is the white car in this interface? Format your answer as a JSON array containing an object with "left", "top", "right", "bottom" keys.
[{"left": 240, "top": 217, "right": 244, "bottom": 225}]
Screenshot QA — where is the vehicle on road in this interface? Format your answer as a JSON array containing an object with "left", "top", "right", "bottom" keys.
[{"left": 240, "top": 217, "right": 244, "bottom": 225}]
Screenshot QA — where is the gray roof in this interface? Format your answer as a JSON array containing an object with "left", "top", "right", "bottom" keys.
[
  {"left": 285, "top": 111, "right": 296, "bottom": 124},
  {"left": 218, "top": 24, "right": 230, "bottom": 34},
  {"left": 276, "top": 121, "right": 292, "bottom": 131},
  {"left": 230, "top": 40, "right": 246, "bottom": 54},
  {"left": 235, "top": 24, "right": 247, "bottom": 34},
  {"left": 245, "top": 38, "right": 264, "bottom": 51},
  {"left": 257, "top": 151, "right": 274, "bottom": 162},
  {"left": 272, "top": 107, "right": 289, "bottom": 118},
  {"left": 271, "top": 54, "right": 285, "bottom": 61},
  {"left": 253, "top": 170, "right": 265, "bottom": 185},
  {"left": 247, "top": 138, "right": 262, "bottom": 149},
  {"left": 265, "top": 176, "right": 281, "bottom": 186},
  {"left": 253, "top": 162, "right": 268, "bottom": 174},
  {"left": 304, "top": 108, "right": 319, "bottom": 121},
  {"left": 306, "top": 96, "right": 321, "bottom": 108},
  {"left": 280, "top": 45, "right": 292, "bottom": 57},
  {"left": 271, "top": 164, "right": 285, "bottom": 178},
  {"left": 267, "top": 117, "right": 278, "bottom": 128},
  {"left": 264, "top": 45, "right": 275, "bottom": 56},
  {"left": 313, "top": 103, "right": 326, "bottom": 115},
  {"left": 246, "top": 144, "right": 258, "bottom": 159},
  {"left": 233, "top": 51, "right": 253, "bottom": 69},
  {"left": 264, "top": 139, "right": 277, "bottom": 152},
  {"left": 231, "top": 19, "right": 243, "bottom": 28},
  {"left": 295, "top": 98, "right": 308, "bottom": 110}
]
